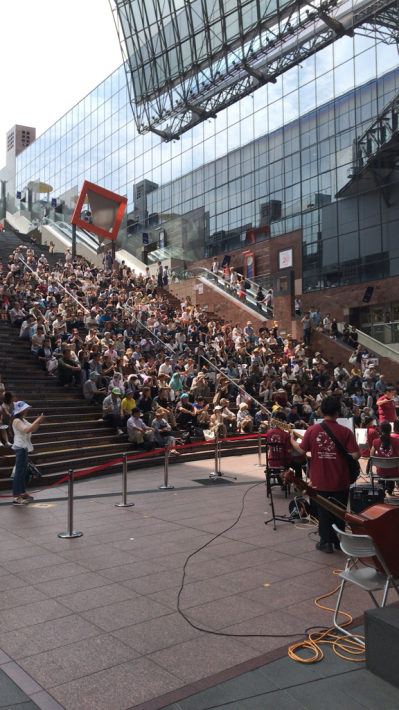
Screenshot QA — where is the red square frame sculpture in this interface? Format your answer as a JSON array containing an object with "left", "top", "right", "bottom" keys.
[{"left": 71, "top": 180, "right": 128, "bottom": 242}]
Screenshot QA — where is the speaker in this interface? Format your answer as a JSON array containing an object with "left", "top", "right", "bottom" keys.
[{"left": 362, "top": 286, "right": 374, "bottom": 303}]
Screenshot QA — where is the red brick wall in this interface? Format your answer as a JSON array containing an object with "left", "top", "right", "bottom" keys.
[
  {"left": 166, "top": 279, "right": 270, "bottom": 330},
  {"left": 310, "top": 330, "right": 399, "bottom": 383},
  {"left": 190, "top": 241, "right": 270, "bottom": 278},
  {"left": 269, "top": 230, "right": 302, "bottom": 286},
  {"left": 190, "top": 229, "right": 303, "bottom": 285},
  {"left": 301, "top": 276, "right": 399, "bottom": 324}
]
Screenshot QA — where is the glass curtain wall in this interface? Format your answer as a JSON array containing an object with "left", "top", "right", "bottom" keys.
[{"left": 15, "top": 34, "right": 399, "bottom": 290}]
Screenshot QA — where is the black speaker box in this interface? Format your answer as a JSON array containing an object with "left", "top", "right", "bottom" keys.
[{"left": 350, "top": 482, "right": 385, "bottom": 514}]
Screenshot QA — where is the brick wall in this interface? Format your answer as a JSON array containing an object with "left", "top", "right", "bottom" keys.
[
  {"left": 309, "top": 329, "right": 399, "bottom": 383},
  {"left": 301, "top": 276, "right": 399, "bottom": 324},
  {"left": 166, "top": 278, "right": 270, "bottom": 330},
  {"left": 190, "top": 240, "right": 270, "bottom": 279}
]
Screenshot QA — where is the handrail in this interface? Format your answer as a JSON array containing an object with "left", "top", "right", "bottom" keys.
[
  {"left": 42, "top": 218, "right": 101, "bottom": 254},
  {"left": 172, "top": 265, "right": 274, "bottom": 319}
]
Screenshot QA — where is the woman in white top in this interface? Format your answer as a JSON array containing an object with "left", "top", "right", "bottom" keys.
[{"left": 12, "top": 402, "right": 45, "bottom": 505}]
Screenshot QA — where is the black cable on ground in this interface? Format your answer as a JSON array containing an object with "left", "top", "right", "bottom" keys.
[{"left": 176, "top": 481, "right": 316, "bottom": 639}]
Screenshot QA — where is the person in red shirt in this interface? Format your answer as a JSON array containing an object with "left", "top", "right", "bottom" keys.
[
  {"left": 360, "top": 415, "right": 379, "bottom": 458},
  {"left": 377, "top": 386, "right": 396, "bottom": 423},
  {"left": 266, "top": 411, "right": 291, "bottom": 470},
  {"left": 370, "top": 421, "right": 399, "bottom": 495},
  {"left": 291, "top": 396, "right": 360, "bottom": 554}
]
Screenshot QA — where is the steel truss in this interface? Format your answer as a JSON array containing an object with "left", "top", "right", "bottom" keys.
[
  {"left": 337, "top": 87, "right": 399, "bottom": 202},
  {"left": 110, "top": 0, "right": 399, "bottom": 141}
]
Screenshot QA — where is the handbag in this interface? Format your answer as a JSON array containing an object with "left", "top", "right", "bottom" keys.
[{"left": 320, "top": 421, "right": 360, "bottom": 485}]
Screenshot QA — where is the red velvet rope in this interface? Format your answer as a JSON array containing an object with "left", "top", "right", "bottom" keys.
[{"left": 0, "top": 432, "right": 265, "bottom": 498}]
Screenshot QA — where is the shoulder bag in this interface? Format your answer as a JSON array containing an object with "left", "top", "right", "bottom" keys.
[{"left": 320, "top": 421, "right": 360, "bottom": 485}]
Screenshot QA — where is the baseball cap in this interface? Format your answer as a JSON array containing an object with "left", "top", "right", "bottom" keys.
[{"left": 112, "top": 388, "right": 122, "bottom": 395}]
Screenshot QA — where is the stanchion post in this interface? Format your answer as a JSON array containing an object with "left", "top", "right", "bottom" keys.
[
  {"left": 209, "top": 433, "right": 220, "bottom": 476},
  {"left": 58, "top": 469, "right": 83, "bottom": 539},
  {"left": 254, "top": 429, "right": 263, "bottom": 466},
  {"left": 158, "top": 443, "right": 174, "bottom": 490},
  {"left": 115, "top": 454, "right": 134, "bottom": 507}
]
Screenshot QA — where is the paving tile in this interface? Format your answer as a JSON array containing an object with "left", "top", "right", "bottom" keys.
[
  {"left": 218, "top": 668, "right": 278, "bottom": 700},
  {"left": 96, "top": 559, "right": 168, "bottom": 583},
  {"left": 0, "top": 599, "right": 72, "bottom": 634},
  {"left": 0, "top": 615, "right": 101, "bottom": 660},
  {"left": 1, "top": 702, "right": 39, "bottom": 710},
  {"left": 120, "top": 569, "right": 192, "bottom": 595},
  {"left": 328, "top": 669, "right": 399, "bottom": 709},
  {"left": 148, "top": 635, "right": 256, "bottom": 683},
  {"left": 211, "top": 567, "right": 283, "bottom": 594},
  {"left": 0, "top": 661, "right": 42, "bottom": 695},
  {"left": 81, "top": 596, "right": 171, "bottom": 632},
  {"left": 111, "top": 611, "right": 201, "bottom": 655},
  {"left": 0, "top": 574, "right": 29, "bottom": 592},
  {"left": 0, "top": 587, "right": 47, "bottom": 612},
  {"left": 258, "top": 655, "right": 323, "bottom": 688},
  {"left": 50, "top": 657, "right": 181, "bottom": 710},
  {"left": 0, "top": 668, "right": 32, "bottom": 707},
  {"left": 18, "top": 634, "right": 139, "bottom": 689},
  {"left": 285, "top": 677, "right": 370, "bottom": 710},
  {"left": 259, "top": 556, "right": 325, "bottom": 581},
  {"left": 76, "top": 550, "right": 141, "bottom": 572},
  {"left": 33, "top": 571, "right": 111, "bottom": 598},
  {"left": 29, "top": 689, "right": 68, "bottom": 710},
  {"left": 185, "top": 593, "right": 269, "bottom": 630},
  {"left": 56, "top": 583, "right": 137, "bottom": 612},
  {"left": 240, "top": 579, "right": 317, "bottom": 611},
  {"left": 1, "top": 554, "right": 70, "bottom": 575},
  {"left": 239, "top": 689, "right": 311, "bottom": 710},
  {"left": 16, "top": 563, "right": 89, "bottom": 585}
]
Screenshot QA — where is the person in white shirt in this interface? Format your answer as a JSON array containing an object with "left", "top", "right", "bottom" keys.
[
  {"left": 127, "top": 408, "right": 154, "bottom": 445},
  {"left": 12, "top": 401, "right": 45, "bottom": 505},
  {"left": 158, "top": 358, "right": 173, "bottom": 379}
]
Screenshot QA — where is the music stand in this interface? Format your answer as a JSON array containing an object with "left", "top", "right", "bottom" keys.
[{"left": 264, "top": 441, "right": 295, "bottom": 530}]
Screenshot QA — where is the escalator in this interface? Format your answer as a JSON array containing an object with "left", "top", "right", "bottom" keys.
[{"left": 172, "top": 265, "right": 274, "bottom": 320}]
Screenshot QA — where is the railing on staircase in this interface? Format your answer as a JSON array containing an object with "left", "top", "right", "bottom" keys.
[
  {"left": 42, "top": 218, "right": 102, "bottom": 254},
  {"left": 170, "top": 265, "right": 274, "bottom": 320}
]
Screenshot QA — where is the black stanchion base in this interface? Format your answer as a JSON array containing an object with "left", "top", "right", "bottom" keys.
[
  {"left": 115, "top": 502, "right": 135, "bottom": 507},
  {"left": 58, "top": 531, "right": 83, "bottom": 538},
  {"left": 158, "top": 484, "right": 174, "bottom": 490}
]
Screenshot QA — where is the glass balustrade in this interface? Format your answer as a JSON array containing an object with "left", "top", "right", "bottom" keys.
[{"left": 170, "top": 265, "right": 273, "bottom": 319}]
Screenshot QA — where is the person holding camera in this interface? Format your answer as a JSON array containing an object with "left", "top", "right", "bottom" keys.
[{"left": 12, "top": 402, "right": 45, "bottom": 505}]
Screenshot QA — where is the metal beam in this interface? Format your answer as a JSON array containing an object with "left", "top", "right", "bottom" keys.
[{"left": 110, "top": 0, "right": 399, "bottom": 141}]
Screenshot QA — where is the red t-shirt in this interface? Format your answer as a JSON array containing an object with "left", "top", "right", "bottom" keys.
[
  {"left": 362, "top": 426, "right": 379, "bottom": 458},
  {"left": 377, "top": 396, "right": 396, "bottom": 423},
  {"left": 372, "top": 436, "right": 399, "bottom": 477},
  {"left": 266, "top": 428, "right": 291, "bottom": 468},
  {"left": 300, "top": 420, "right": 359, "bottom": 492}
]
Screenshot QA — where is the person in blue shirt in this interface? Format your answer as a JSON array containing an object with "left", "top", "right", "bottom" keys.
[
  {"left": 310, "top": 308, "right": 322, "bottom": 328},
  {"left": 351, "top": 389, "right": 365, "bottom": 407}
]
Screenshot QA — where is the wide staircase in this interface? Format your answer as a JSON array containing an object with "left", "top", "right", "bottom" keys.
[{"left": 0, "top": 236, "right": 272, "bottom": 492}]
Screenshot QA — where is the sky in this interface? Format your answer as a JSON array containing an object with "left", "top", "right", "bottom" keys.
[{"left": 1, "top": 0, "right": 123, "bottom": 167}]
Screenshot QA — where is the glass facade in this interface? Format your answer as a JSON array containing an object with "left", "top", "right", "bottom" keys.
[{"left": 14, "top": 32, "right": 399, "bottom": 291}]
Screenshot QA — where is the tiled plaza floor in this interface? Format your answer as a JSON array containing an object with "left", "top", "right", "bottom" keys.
[{"left": 0, "top": 453, "right": 397, "bottom": 710}]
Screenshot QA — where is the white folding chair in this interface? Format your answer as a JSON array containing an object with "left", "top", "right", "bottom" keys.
[
  {"left": 368, "top": 456, "right": 399, "bottom": 493},
  {"left": 332, "top": 524, "right": 399, "bottom": 645}
]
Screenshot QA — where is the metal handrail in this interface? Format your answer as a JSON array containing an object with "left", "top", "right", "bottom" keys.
[{"left": 171, "top": 265, "right": 274, "bottom": 319}]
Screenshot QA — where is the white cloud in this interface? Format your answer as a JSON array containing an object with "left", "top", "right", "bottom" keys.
[{"left": 1, "top": 0, "right": 122, "bottom": 166}]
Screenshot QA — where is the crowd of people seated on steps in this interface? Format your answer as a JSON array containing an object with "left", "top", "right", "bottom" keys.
[{"left": 0, "top": 241, "right": 399, "bottom": 487}]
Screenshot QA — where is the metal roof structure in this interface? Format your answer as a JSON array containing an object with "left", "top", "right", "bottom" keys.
[{"left": 109, "top": 0, "right": 399, "bottom": 141}]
